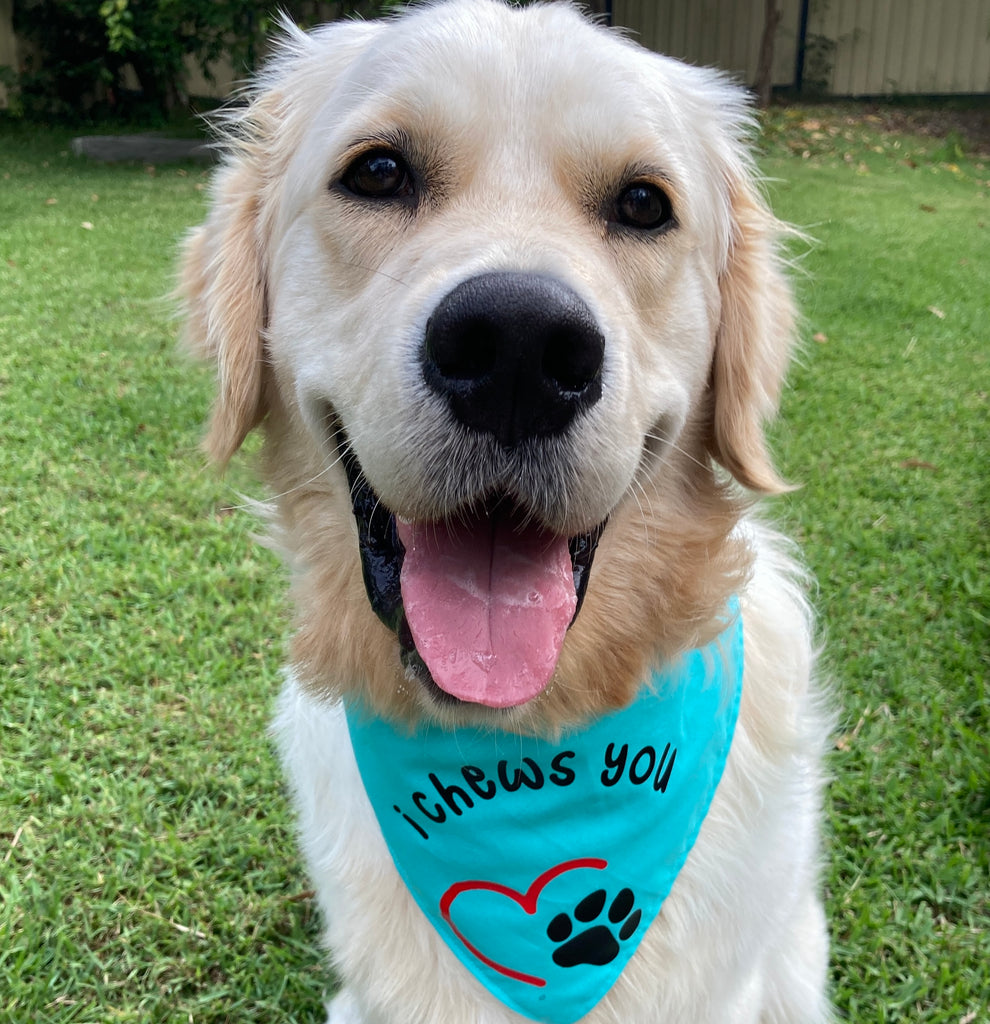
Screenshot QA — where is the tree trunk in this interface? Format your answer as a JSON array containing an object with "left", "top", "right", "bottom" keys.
[
  {"left": 130, "top": 53, "right": 186, "bottom": 117},
  {"left": 754, "top": 0, "right": 781, "bottom": 108}
]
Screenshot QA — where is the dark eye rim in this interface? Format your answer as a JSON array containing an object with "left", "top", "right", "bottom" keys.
[
  {"left": 610, "top": 179, "right": 676, "bottom": 234},
  {"left": 335, "top": 146, "right": 417, "bottom": 203}
]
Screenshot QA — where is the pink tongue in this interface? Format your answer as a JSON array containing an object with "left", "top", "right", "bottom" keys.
[{"left": 395, "top": 512, "right": 576, "bottom": 708}]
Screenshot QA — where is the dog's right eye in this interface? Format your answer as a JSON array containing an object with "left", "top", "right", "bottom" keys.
[
  {"left": 613, "top": 181, "right": 674, "bottom": 232},
  {"left": 339, "top": 149, "right": 415, "bottom": 200}
]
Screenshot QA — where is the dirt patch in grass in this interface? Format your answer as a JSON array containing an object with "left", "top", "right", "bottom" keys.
[
  {"left": 865, "top": 105, "right": 990, "bottom": 157},
  {"left": 772, "top": 99, "right": 990, "bottom": 158}
]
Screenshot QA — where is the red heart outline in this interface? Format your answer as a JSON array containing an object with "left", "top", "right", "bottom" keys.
[{"left": 439, "top": 857, "right": 608, "bottom": 987}]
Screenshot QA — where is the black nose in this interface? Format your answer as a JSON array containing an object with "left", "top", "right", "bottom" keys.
[{"left": 422, "top": 272, "right": 605, "bottom": 448}]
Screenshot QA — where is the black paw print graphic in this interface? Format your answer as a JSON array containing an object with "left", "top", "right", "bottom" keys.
[{"left": 546, "top": 888, "right": 642, "bottom": 967}]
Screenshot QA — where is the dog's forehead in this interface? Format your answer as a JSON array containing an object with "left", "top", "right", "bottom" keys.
[
  {"left": 370, "top": 1, "right": 634, "bottom": 91},
  {"left": 311, "top": 2, "right": 693, "bottom": 170},
  {"left": 378, "top": 2, "right": 635, "bottom": 105}
]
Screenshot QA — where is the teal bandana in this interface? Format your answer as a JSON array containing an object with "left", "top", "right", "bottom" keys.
[{"left": 344, "top": 606, "right": 742, "bottom": 1024}]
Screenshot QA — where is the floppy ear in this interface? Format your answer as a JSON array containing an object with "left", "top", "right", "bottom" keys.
[
  {"left": 178, "top": 18, "right": 385, "bottom": 467},
  {"left": 706, "top": 178, "right": 797, "bottom": 494},
  {"left": 179, "top": 155, "right": 269, "bottom": 467}
]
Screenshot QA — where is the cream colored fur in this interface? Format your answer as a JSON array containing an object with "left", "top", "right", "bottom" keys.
[{"left": 179, "top": 1, "right": 832, "bottom": 1020}]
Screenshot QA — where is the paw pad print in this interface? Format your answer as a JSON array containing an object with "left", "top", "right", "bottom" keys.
[{"left": 546, "top": 888, "right": 642, "bottom": 967}]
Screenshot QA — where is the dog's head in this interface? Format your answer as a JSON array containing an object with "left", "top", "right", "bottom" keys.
[{"left": 180, "top": 0, "right": 795, "bottom": 725}]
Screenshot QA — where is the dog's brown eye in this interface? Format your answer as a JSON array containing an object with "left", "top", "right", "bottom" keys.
[
  {"left": 341, "top": 149, "right": 414, "bottom": 200},
  {"left": 614, "top": 182, "right": 674, "bottom": 231}
]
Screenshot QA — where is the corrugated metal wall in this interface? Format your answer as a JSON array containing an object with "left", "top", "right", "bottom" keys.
[
  {"left": 612, "top": 0, "right": 802, "bottom": 85},
  {"left": 611, "top": 0, "right": 990, "bottom": 95},
  {"left": 808, "top": 0, "right": 990, "bottom": 94}
]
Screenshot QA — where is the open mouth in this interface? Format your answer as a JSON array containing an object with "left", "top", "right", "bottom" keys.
[{"left": 341, "top": 442, "right": 604, "bottom": 709}]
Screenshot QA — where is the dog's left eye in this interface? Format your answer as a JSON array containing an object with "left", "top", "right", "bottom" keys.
[
  {"left": 340, "top": 149, "right": 415, "bottom": 200},
  {"left": 614, "top": 181, "right": 674, "bottom": 232}
]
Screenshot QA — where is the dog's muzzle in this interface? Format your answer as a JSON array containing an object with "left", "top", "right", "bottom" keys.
[{"left": 343, "top": 272, "right": 608, "bottom": 709}]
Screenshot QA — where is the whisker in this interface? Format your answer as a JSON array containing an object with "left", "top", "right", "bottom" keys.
[
  {"left": 341, "top": 258, "right": 413, "bottom": 290},
  {"left": 222, "top": 449, "right": 345, "bottom": 513},
  {"left": 643, "top": 430, "right": 712, "bottom": 474}
]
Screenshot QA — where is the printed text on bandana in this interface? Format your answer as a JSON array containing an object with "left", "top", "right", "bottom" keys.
[{"left": 393, "top": 741, "right": 676, "bottom": 840}]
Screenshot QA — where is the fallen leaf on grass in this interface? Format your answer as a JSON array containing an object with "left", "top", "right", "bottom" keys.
[
  {"left": 3, "top": 824, "right": 24, "bottom": 864},
  {"left": 900, "top": 459, "right": 939, "bottom": 471},
  {"left": 44, "top": 197, "right": 57, "bottom": 206},
  {"left": 919, "top": 203, "right": 936, "bottom": 212},
  {"left": 813, "top": 332, "right": 828, "bottom": 344},
  {"left": 138, "top": 906, "right": 209, "bottom": 940},
  {"left": 46, "top": 996, "right": 78, "bottom": 1009},
  {"left": 927, "top": 305, "right": 946, "bottom": 319},
  {"left": 835, "top": 710, "right": 868, "bottom": 751}
]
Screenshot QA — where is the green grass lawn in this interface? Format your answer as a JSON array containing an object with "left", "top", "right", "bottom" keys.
[
  {"left": 759, "top": 109, "right": 990, "bottom": 1020},
  {"left": 1, "top": 108, "right": 987, "bottom": 1023}
]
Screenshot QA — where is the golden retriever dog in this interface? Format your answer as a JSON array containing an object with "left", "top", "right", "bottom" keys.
[{"left": 180, "top": 1, "right": 831, "bottom": 1021}]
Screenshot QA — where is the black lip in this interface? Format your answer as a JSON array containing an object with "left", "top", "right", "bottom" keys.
[
  {"left": 341, "top": 442, "right": 406, "bottom": 636},
  {"left": 339, "top": 438, "right": 604, "bottom": 696}
]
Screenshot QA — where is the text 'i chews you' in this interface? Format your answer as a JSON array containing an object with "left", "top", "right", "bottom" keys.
[{"left": 393, "top": 740, "right": 677, "bottom": 841}]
